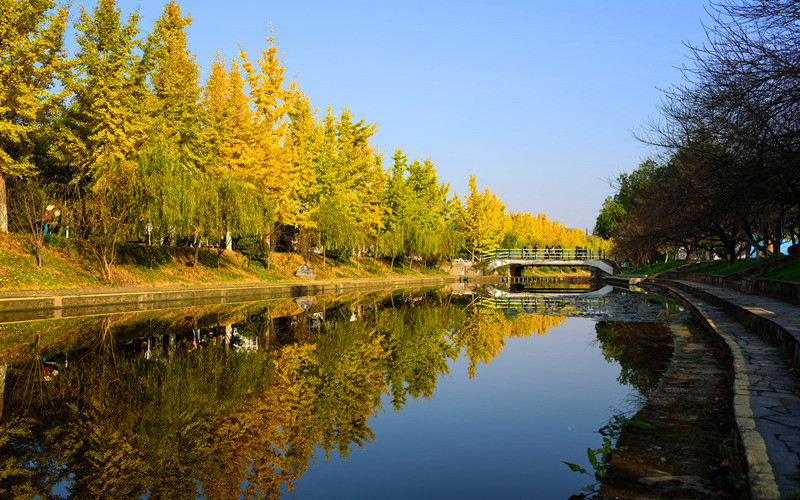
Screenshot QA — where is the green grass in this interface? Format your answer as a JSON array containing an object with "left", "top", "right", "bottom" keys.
[
  {"left": 621, "top": 260, "right": 694, "bottom": 275},
  {"left": 689, "top": 255, "right": 782, "bottom": 276},
  {"left": 758, "top": 259, "right": 800, "bottom": 282}
]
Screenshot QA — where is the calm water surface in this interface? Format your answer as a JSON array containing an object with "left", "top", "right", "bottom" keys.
[{"left": 0, "top": 285, "right": 679, "bottom": 499}]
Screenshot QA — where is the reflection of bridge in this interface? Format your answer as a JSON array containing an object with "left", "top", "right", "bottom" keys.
[
  {"left": 480, "top": 248, "right": 617, "bottom": 276},
  {"left": 479, "top": 285, "right": 616, "bottom": 313},
  {"left": 486, "top": 285, "right": 614, "bottom": 299}
]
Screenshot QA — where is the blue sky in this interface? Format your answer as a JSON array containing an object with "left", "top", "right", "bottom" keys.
[{"left": 68, "top": 0, "right": 710, "bottom": 231}]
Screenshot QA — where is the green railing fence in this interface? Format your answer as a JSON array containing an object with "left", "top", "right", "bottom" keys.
[{"left": 479, "top": 248, "right": 605, "bottom": 261}]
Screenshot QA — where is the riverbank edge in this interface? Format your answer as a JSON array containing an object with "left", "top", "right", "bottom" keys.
[
  {"left": 645, "top": 281, "right": 777, "bottom": 499},
  {"left": 0, "top": 275, "right": 462, "bottom": 314}
]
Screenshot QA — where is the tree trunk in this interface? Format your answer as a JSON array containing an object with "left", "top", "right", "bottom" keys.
[
  {"left": 215, "top": 234, "right": 225, "bottom": 268},
  {"left": 0, "top": 363, "right": 6, "bottom": 420},
  {"left": 0, "top": 172, "right": 7, "bottom": 233},
  {"left": 101, "top": 252, "right": 113, "bottom": 283},
  {"left": 725, "top": 240, "right": 738, "bottom": 264}
]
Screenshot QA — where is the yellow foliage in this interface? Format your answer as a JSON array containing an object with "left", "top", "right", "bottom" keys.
[
  {"left": 203, "top": 55, "right": 253, "bottom": 177},
  {"left": 0, "top": 0, "right": 68, "bottom": 180},
  {"left": 454, "top": 175, "right": 509, "bottom": 259},
  {"left": 507, "top": 211, "right": 612, "bottom": 250}
]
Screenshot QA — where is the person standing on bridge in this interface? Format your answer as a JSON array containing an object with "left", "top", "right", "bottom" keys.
[{"left": 523, "top": 244, "right": 530, "bottom": 258}]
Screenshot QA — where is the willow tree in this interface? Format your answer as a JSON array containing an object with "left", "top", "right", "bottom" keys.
[
  {"left": 379, "top": 149, "right": 410, "bottom": 266},
  {"left": 379, "top": 149, "right": 452, "bottom": 266},
  {"left": 145, "top": 0, "right": 212, "bottom": 266},
  {"left": 313, "top": 107, "right": 385, "bottom": 262},
  {"left": 403, "top": 158, "right": 452, "bottom": 261},
  {"left": 0, "top": 0, "right": 68, "bottom": 233},
  {"left": 56, "top": 0, "right": 148, "bottom": 282},
  {"left": 202, "top": 55, "right": 266, "bottom": 266}
]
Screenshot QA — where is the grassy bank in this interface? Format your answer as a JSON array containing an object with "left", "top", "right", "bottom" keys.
[
  {"left": 620, "top": 260, "right": 690, "bottom": 276},
  {"left": 0, "top": 234, "right": 445, "bottom": 292},
  {"left": 688, "top": 255, "right": 782, "bottom": 276},
  {"left": 623, "top": 255, "right": 798, "bottom": 281},
  {"left": 758, "top": 259, "right": 800, "bottom": 281}
]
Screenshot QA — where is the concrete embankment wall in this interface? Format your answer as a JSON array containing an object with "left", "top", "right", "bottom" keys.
[
  {"left": 0, "top": 276, "right": 460, "bottom": 323},
  {"left": 659, "top": 279, "right": 800, "bottom": 367}
]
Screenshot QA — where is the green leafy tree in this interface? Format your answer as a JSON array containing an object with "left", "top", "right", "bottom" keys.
[
  {"left": 379, "top": 149, "right": 411, "bottom": 266},
  {"left": 313, "top": 108, "right": 384, "bottom": 262},
  {"left": 594, "top": 197, "right": 626, "bottom": 239}
]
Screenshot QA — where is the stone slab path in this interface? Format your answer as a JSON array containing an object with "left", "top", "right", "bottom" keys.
[{"left": 661, "top": 280, "right": 800, "bottom": 499}]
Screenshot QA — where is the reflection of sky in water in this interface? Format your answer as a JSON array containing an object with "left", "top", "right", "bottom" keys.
[{"left": 291, "top": 317, "right": 632, "bottom": 499}]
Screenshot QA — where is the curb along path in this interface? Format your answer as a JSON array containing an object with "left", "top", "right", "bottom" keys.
[{"left": 657, "top": 280, "right": 800, "bottom": 498}]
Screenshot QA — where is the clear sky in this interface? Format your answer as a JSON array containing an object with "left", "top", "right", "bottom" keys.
[{"left": 68, "top": 0, "right": 711, "bottom": 232}]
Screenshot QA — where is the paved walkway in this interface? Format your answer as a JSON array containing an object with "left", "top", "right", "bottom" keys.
[{"left": 659, "top": 279, "right": 800, "bottom": 498}]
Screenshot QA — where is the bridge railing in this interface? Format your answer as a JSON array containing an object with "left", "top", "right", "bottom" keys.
[
  {"left": 479, "top": 248, "right": 604, "bottom": 262},
  {"left": 480, "top": 295, "right": 614, "bottom": 311}
]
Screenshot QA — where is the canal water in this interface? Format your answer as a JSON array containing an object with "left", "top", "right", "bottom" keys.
[{"left": 0, "top": 284, "right": 683, "bottom": 499}]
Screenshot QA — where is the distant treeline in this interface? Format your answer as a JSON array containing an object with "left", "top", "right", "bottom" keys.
[
  {"left": 596, "top": 0, "right": 800, "bottom": 264},
  {"left": 1, "top": 0, "right": 609, "bottom": 281}
]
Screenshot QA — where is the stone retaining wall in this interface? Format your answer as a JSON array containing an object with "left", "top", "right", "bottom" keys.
[
  {"left": 663, "top": 279, "right": 800, "bottom": 367},
  {"left": 741, "top": 279, "right": 800, "bottom": 308},
  {"left": 674, "top": 273, "right": 800, "bottom": 308},
  {"left": 0, "top": 276, "right": 460, "bottom": 323}
]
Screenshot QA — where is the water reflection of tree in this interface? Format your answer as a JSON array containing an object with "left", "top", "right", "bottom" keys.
[
  {"left": 379, "top": 303, "right": 462, "bottom": 410},
  {"left": 593, "top": 321, "right": 673, "bottom": 398},
  {"left": 455, "top": 307, "right": 567, "bottom": 377},
  {"left": 0, "top": 290, "right": 570, "bottom": 498}
]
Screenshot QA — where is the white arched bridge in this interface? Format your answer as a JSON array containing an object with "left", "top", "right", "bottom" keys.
[{"left": 479, "top": 248, "right": 618, "bottom": 276}]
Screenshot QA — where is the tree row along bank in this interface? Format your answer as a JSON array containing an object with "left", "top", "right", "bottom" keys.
[
  {"left": 0, "top": 232, "right": 593, "bottom": 293},
  {"left": 2, "top": 0, "right": 611, "bottom": 285},
  {"left": 595, "top": 1, "right": 800, "bottom": 266}
]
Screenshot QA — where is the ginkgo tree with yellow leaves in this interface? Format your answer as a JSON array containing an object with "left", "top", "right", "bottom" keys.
[
  {"left": 54, "top": 0, "right": 150, "bottom": 282},
  {"left": 199, "top": 54, "right": 266, "bottom": 266},
  {"left": 454, "top": 175, "right": 510, "bottom": 261},
  {"left": 238, "top": 33, "right": 297, "bottom": 262},
  {"left": 140, "top": 0, "right": 209, "bottom": 267},
  {"left": 0, "top": 0, "right": 68, "bottom": 233}
]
